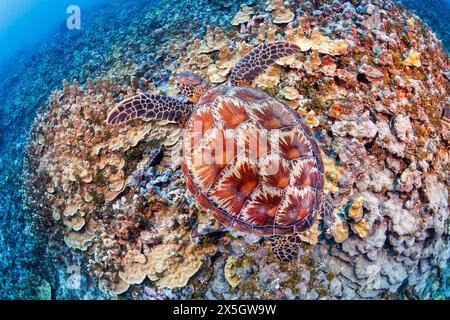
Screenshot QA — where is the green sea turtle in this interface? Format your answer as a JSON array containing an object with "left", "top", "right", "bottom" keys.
[{"left": 107, "top": 42, "right": 332, "bottom": 261}]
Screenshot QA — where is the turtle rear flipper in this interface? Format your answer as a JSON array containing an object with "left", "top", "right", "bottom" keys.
[
  {"left": 270, "top": 195, "right": 334, "bottom": 262},
  {"left": 107, "top": 94, "right": 193, "bottom": 125},
  {"left": 229, "top": 42, "right": 301, "bottom": 86},
  {"left": 270, "top": 234, "right": 302, "bottom": 262},
  {"left": 321, "top": 194, "right": 335, "bottom": 228}
]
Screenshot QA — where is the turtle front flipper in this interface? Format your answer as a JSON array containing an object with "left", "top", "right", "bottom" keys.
[
  {"left": 229, "top": 42, "right": 301, "bottom": 86},
  {"left": 106, "top": 94, "right": 193, "bottom": 125},
  {"left": 270, "top": 234, "right": 302, "bottom": 262}
]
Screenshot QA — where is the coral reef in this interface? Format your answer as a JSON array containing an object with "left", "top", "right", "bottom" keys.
[{"left": 2, "top": 0, "right": 449, "bottom": 300}]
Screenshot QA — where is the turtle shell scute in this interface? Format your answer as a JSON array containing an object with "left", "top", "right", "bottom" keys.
[{"left": 182, "top": 86, "right": 325, "bottom": 236}]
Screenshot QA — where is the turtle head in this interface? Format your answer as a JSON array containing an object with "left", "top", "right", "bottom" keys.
[{"left": 176, "top": 71, "right": 209, "bottom": 104}]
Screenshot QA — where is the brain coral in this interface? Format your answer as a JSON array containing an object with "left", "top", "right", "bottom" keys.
[{"left": 24, "top": 0, "right": 448, "bottom": 299}]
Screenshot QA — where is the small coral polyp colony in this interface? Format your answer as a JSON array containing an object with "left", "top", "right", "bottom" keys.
[{"left": 25, "top": 0, "right": 449, "bottom": 299}]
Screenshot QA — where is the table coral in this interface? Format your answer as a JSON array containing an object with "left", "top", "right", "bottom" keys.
[
  {"left": 231, "top": 4, "right": 255, "bottom": 26},
  {"left": 268, "top": 0, "right": 295, "bottom": 24}
]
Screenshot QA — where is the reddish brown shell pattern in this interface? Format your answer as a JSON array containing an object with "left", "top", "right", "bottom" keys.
[{"left": 181, "top": 86, "right": 325, "bottom": 236}]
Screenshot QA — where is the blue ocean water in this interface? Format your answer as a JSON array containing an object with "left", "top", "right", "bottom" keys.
[
  {"left": 0, "top": 0, "right": 448, "bottom": 300},
  {"left": 0, "top": 0, "right": 106, "bottom": 64}
]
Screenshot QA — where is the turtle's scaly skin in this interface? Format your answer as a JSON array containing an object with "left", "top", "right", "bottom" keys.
[
  {"left": 107, "top": 94, "right": 192, "bottom": 125},
  {"left": 182, "top": 86, "right": 325, "bottom": 236},
  {"left": 229, "top": 42, "right": 302, "bottom": 86}
]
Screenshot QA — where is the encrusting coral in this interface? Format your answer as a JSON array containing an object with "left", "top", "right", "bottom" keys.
[{"left": 24, "top": 0, "right": 449, "bottom": 300}]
